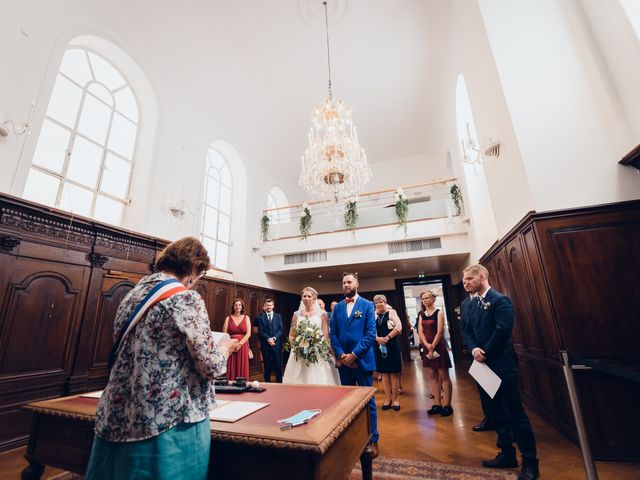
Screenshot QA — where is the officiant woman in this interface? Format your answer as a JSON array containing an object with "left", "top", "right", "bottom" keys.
[{"left": 85, "top": 237, "right": 237, "bottom": 480}]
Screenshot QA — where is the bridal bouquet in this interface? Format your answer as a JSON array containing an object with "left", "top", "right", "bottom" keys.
[{"left": 284, "top": 316, "right": 334, "bottom": 367}]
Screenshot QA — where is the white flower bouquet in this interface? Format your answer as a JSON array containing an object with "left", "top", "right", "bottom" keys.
[{"left": 284, "top": 316, "right": 334, "bottom": 366}]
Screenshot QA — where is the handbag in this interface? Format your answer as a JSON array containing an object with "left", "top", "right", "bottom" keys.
[{"left": 248, "top": 348, "right": 254, "bottom": 360}]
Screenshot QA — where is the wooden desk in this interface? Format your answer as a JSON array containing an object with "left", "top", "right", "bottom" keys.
[{"left": 21, "top": 384, "right": 375, "bottom": 480}]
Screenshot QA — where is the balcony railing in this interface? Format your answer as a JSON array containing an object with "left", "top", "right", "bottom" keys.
[{"left": 262, "top": 177, "right": 463, "bottom": 241}]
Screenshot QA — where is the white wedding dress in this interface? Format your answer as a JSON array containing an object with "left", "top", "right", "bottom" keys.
[{"left": 282, "top": 314, "right": 341, "bottom": 386}]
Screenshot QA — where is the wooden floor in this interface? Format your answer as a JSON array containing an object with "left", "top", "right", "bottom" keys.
[{"left": 1, "top": 353, "right": 639, "bottom": 479}]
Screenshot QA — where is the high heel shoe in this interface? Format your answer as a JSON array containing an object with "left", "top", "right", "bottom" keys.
[
  {"left": 392, "top": 403, "right": 401, "bottom": 411},
  {"left": 381, "top": 403, "right": 392, "bottom": 410}
]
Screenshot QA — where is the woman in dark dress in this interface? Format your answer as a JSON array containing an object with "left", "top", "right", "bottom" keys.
[
  {"left": 373, "top": 294, "right": 403, "bottom": 411},
  {"left": 417, "top": 290, "right": 453, "bottom": 417},
  {"left": 223, "top": 299, "right": 251, "bottom": 380}
]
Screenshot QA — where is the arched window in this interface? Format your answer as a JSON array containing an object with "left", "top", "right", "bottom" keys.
[
  {"left": 266, "top": 186, "right": 289, "bottom": 224},
  {"left": 201, "top": 146, "right": 232, "bottom": 270},
  {"left": 23, "top": 47, "right": 138, "bottom": 225}
]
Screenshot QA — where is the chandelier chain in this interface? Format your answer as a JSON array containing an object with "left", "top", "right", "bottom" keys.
[{"left": 323, "top": 1, "right": 332, "bottom": 96}]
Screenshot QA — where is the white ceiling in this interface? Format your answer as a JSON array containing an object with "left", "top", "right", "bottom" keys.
[{"left": 79, "top": 0, "right": 447, "bottom": 190}]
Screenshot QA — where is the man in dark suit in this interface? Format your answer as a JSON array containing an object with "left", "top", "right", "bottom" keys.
[
  {"left": 460, "top": 295, "right": 495, "bottom": 433},
  {"left": 256, "top": 298, "right": 283, "bottom": 383},
  {"left": 329, "top": 272, "right": 378, "bottom": 458},
  {"left": 461, "top": 264, "right": 539, "bottom": 480}
]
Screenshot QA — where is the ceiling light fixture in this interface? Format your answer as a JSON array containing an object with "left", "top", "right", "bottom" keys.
[{"left": 299, "top": 1, "right": 371, "bottom": 205}]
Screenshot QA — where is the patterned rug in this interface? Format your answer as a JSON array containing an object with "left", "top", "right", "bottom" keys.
[
  {"left": 52, "top": 457, "right": 517, "bottom": 480},
  {"left": 350, "top": 456, "right": 518, "bottom": 479}
]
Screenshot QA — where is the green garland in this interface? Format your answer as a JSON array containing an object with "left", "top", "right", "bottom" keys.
[
  {"left": 299, "top": 204, "right": 312, "bottom": 239},
  {"left": 260, "top": 214, "right": 270, "bottom": 242},
  {"left": 394, "top": 188, "right": 409, "bottom": 235},
  {"left": 450, "top": 184, "right": 463, "bottom": 216},
  {"left": 344, "top": 199, "right": 359, "bottom": 231}
]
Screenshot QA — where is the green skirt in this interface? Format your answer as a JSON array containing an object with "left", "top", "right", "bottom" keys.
[{"left": 85, "top": 419, "right": 210, "bottom": 480}]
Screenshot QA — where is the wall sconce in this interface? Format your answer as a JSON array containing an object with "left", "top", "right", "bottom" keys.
[
  {"left": 169, "top": 200, "right": 187, "bottom": 218},
  {"left": 460, "top": 122, "right": 501, "bottom": 167},
  {"left": 0, "top": 103, "right": 35, "bottom": 138}
]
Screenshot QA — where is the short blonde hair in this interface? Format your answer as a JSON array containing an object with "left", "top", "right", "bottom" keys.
[
  {"left": 373, "top": 294, "right": 387, "bottom": 303},
  {"left": 301, "top": 286, "right": 318, "bottom": 299},
  {"left": 463, "top": 264, "right": 489, "bottom": 278}
]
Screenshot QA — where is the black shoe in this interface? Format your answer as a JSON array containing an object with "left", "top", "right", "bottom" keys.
[
  {"left": 427, "top": 405, "right": 442, "bottom": 416},
  {"left": 381, "top": 403, "right": 391, "bottom": 410},
  {"left": 482, "top": 453, "right": 518, "bottom": 469},
  {"left": 392, "top": 404, "right": 401, "bottom": 411},
  {"left": 518, "top": 464, "right": 539, "bottom": 480},
  {"left": 440, "top": 405, "right": 453, "bottom": 417},
  {"left": 472, "top": 418, "right": 494, "bottom": 432}
]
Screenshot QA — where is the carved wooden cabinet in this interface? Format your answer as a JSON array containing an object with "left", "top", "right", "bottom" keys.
[
  {"left": 480, "top": 200, "right": 640, "bottom": 461},
  {"left": 0, "top": 193, "right": 298, "bottom": 452}
]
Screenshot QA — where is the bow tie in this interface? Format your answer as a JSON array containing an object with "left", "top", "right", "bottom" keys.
[{"left": 345, "top": 297, "right": 356, "bottom": 304}]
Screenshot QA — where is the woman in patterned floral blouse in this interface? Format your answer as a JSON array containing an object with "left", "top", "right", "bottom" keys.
[{"left": 86, "top": 237, "right": 237, "bottom": 480}]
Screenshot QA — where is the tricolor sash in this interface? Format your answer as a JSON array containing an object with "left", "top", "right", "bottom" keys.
[{"left": 108, "top": 278, "right": 187, "bottom": 370}]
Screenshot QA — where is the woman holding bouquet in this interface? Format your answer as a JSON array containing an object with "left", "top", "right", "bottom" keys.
[{"left": 282, "top": 287, "right": 340, "bottom": 385}]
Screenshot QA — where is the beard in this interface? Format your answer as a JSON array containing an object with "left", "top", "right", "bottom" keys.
[{"left": 344, "top": 288, "right": 356, "bottom": 298}]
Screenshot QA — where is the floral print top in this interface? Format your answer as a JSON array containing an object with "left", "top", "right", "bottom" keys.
[{"left": 95, "top": 273, "right": 227, "bottom": 442}]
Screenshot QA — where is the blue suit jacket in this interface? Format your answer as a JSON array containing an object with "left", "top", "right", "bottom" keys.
[
  {"left": 329, "top": 296, "right": 376, "bottom": 372},
  {"left": 461, "top": 288, "right": 517, "bottom": 374},
  {"left": 255, "top": 312, "right": 284, "bottom": 351}
]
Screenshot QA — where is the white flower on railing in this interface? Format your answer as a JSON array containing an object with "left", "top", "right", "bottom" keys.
[{"left": 394, "top": 187, "right": 406, "bottom": 203}]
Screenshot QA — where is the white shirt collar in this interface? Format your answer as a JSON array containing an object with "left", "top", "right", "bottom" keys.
[{"left": 478, "top": 286, "right": 492, "bottom": 299}]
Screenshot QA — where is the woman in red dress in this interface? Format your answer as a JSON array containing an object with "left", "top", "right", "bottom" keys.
[
  {"left": 222, "top": 299, "right": 251, "bottom": 380},
  {"left": 417, "top": 290, "right": 453, "bottom": 417}
]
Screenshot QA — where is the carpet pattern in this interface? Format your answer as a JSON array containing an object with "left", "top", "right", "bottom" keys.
[
  {"left": 51, "top": 457, "right": 518, "bottom": 480},
  {"left": 350, "top": 456, "right": 518, "bottom": 479}
]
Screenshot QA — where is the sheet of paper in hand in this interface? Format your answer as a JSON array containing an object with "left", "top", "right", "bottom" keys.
[
  {"left": 212, "top": 331, "right": 230, "bottom": 346},
  {"left": 469, "top": 360, "right": 502, "bottom": 399}
]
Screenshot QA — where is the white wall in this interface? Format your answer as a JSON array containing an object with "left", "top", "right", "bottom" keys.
[
  {"left": 432, "top": 0, "right": 535, "bottom": 260},
  {"left": 478, "top": 0, "right": 640, "bottom": 212}
]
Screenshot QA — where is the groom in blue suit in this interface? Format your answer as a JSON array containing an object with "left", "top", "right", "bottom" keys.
[{"left": 330, "top": 272, "right": 378, "bottom": 458}]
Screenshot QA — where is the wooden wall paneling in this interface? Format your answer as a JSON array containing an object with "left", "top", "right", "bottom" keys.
[
  {"left": 505, "top": 235, "right": 545, "bottom": 356},
  {"left": 574, "top": 369, "right": 640, "bottom": 460},
  {"left": 84, "top": 277, "right": 137, "bottom": 390},
  {"left": 533, "top": 212, "right": 640, "bottom": 359},
  {"left": 211, "top": 283, "right": 231, "bottom": 332},
  {"left": 247, "top": 289, "right": 262, "bottom": 376},
  {"left": 0, "top": 256, "right": 90, "bottom": 450},
  {"left": 520, "top": 228, "right": 561, "bottom": 355}
]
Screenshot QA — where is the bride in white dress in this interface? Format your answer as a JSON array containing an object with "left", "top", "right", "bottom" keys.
[{"left": 282, "top": 286, "right": 341, "bottom": 386}]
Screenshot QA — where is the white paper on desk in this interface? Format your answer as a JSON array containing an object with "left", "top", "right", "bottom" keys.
[
  {"left": 80, "top": 390, "right": 103, "bottom": 399},
  {"left": 209, "top": 401, "right": 269, "bottom": 422},
  {"left": 211, "top": 331, "right": 230, "bottom": 346},
  {"left": 469, "top": 360, "right": 502, "bottom": 399}
]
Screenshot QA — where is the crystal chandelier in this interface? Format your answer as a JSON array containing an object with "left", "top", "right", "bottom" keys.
[{"left": 299, "top": 1, "right": 371, "bottom": 204}]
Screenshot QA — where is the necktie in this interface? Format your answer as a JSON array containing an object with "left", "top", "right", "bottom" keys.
[
  {"left": 268, "top": 314, "right": 272, "bottom": 322},
  {"left": 345, "top": 297, "right": 355, "bottom": 304}
]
